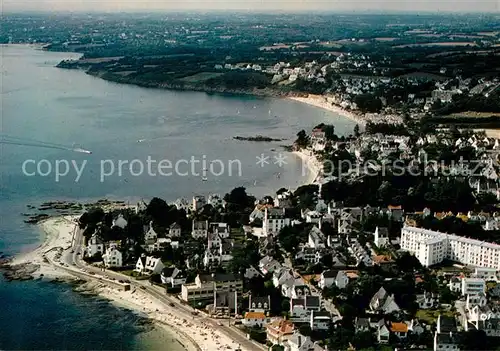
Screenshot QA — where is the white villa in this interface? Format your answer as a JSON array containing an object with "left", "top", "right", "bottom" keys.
[
  {"left": 135, "top": 255, "right": 165, "bottom": 275},
  {"left": 87, "top": 233, "right": 104, "bottom": 257},
  {"left": 102, "top": 243, "right": 123, "bottom": 268}
]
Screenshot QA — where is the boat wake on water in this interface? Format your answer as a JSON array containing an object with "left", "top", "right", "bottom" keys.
[{"left": 0, "top": 134, "right": 92, "bottom": 154}]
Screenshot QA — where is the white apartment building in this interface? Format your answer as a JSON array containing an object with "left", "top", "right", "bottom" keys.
[
  {"left": 461, "top": 278, "right": 486, "bottom": 296},
  {"left": 401, "top": 226, "right": 500, "bottom": 269},
  {"left": 263, "top": 208, "right": 291, "bottom": 236},
  {"left": 181, "top": 273, "right": 243, "bottom": 303}
]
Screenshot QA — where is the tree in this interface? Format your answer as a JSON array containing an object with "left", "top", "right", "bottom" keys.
[
  {"left": 79, "top": 207, "right": 105, "bottom": 228},
  {"left": 352, "top": 331, "right": 375, "bottom": 349},
  {"left": 298, "top": 325, "right": 312, "bottom": 337},
  {"left": 354, "top": 94, "right": 382, "bottom": 113},
  {"left": 461, "top": 329, "right": 489, "bottom": 350},
  {"left": 354, "top": 124, "right": 360, "bottom": 137},
  {"left": 224, "top": 187, "right": 254, "bottom": 212},
  {"left": 146, "top": 197, "right": 170, "bottom": 225},
  {"left": 395, "top": 252, "right": 422, "bottom": 273},
  {"left": 228, "top": 240, "right": 260, "bottom": 274},
  {"left": 295, "top": 130, "right": 309, "bottom": 149},
  {"left": 314, "top": 123, "right": 337, "bottom": 141}
]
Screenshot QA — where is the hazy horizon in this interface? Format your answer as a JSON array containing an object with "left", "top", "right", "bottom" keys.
[{"left": 3, "top": 0, "right": 499, "bottom": 14}]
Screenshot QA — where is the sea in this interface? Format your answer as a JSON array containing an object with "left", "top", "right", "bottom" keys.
[{"left": 0, "top": 44, "right": 356, "bottom": 350}]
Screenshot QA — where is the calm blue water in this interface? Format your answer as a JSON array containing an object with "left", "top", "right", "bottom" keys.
[{"left": 0, "top": 44, "right": 356, "bottom": 350}]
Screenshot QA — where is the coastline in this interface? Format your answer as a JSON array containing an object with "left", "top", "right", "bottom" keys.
[
  {"left": 6, "top": 218, "right": 250, "bottom": 351},
  {"left": 293, "top": 150, "right": 322, "bottom": 185},
  {"left": 288, "top": 94, "right": 366, "bottom": 126},
  {"left": 10, "top": 216, "right": 78, "bottom": 279}
]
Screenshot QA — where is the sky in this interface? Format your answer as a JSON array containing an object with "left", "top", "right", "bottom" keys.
[{"left": 2, "top": 0, "right": 499, "bottom": 13}]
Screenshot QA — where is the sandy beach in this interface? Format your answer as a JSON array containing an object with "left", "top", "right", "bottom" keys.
[
  {"left": 8, "top": 217, "right": 253, "bottom": 351},
  {"left": 11, "top": 216, "right": 78, "bottom": 279},
  {"left": 293, "top": 150, "right": 321, "bottom": 185},
  {"left": 96, "top": 283, "right": 245, "bottom": 351},
  {"left": 288, "top": 94, "right": 366, "bottom": 126}
]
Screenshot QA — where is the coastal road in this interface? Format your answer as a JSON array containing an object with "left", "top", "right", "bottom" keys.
[{"left": 60, "top": 223, "right": 264, "bottom": 351}]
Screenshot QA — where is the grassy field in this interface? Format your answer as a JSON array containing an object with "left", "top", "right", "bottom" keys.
[
  {"left": 416, "top": 309, "right": 455, "bottom": 325},
  {"left": 179, "top": 72, "right": 223, "bottom": 83},
  {"left": 448, "top": 111, "right": 500, "bottom": 118}
]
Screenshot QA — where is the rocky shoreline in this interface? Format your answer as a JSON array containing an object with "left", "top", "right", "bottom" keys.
[
  {"left": 0, "top": 261, "right": 40, "bottom": 281},
  {"left": 233, "top": 135, "right": 285, "bottom": 142},
  {"left": 56, "top": 60, "right": 307, "bottom": 99},
  {"left": 22, "top": 198, "right": 130, "bottom": 224}
]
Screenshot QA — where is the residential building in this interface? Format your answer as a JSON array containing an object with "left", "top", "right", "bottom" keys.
[
  {"left": 102, "top": 243, "right": 123, "bottom": 268},
  {"left": 112, "top": 214, "right": 128, "bottom": 229},
  {"left": 377, "top": 320, "right": 390, "bottom": 343},
  {"left": 135, "top": 200, "right": 147, "bottom": 214},
  {"left": 474, "top": 267, "right": 499, "bottom": 281},
  {"left": 173, "top": 198, "right": 190, "bottom": 211},
  {"left": 249, "top": 295, "right": 270, "bottom": 313},
  {"left": 243, "top": 312, "right": 270, "bottom": 328},
  {"left": 263, "top": 208, "right": 291, "bottom": 236},
  {"left": 290, "top": 296, "right": 321, "bottom": 323},
  {"left": 434, "top": 332, "right": 460, "bottom": 351},
  {"left": 466, "top": 304, "right": 500, "bottom": 337},
  {"left": 266, "top": 319, "right": 295, "bottom": 346},
  {"left": 160, "top": 267, "right": 186, "bottom": 287},
  {"left": 355, "top": 317, "right": 371, "bottom": 333},
  {"left": 192, "top": 195, "right": 206, "bottom": 212},
  {"left": 180, "top": 273, "right": 243, "bottom": 303},
  {"left": 310, "top": 311, "right": 331, "bottom": 331},
  {"left": 168, "top": 223, "right": 181, "bottom": 238},
  {"left": 244, "top": 266, "right": 262, "bottom": 280},
  {"left": 134, "top": 255, "right": 164, "bottom": 275},
  {"left": 369, "top": 287, "right": 400, "bottom": 314},
  {"left": 286, "top": 332, "right": 315, "bottom": 351},
  {"left": 273, "top": 268, "right": 296, "bottom": 288},
  {"left": 295, "top": 247, "right": 324, "bottom": 264},
  {"left": 210, "top": 222, "right": 230, "bottom": 239},
  {"left": 304, "top": 210, "right": 322, "bottom": 224},
  {"left": 319, "top": 270, "right": 349, "bottom": 290},
  {"left": 461, "top": 278, "right": 486, "bottom": 296},
  {"left": 307, "top": 226, "right": 326, "bottom": 249},
  {"left": 390, "top": 322, "right": 408, "bottom": 340},
  {"left": 203, "top": 235, "right": 233, "bottom": 267},
  {"left": 374, "top": 226, "right": 389, "bottom": 247},
  {"left": 87, "top": 233, "right": 104, "bottom": 257},
  {"left": 192, "top": 220, "right": 208, "bottom": 239},
  {"left": 259, "top": 256, "right": 282, "bottom": 275},
  {"left": 208, "top": 193, "right": 225, "bottom": 209},
  {"left": 144, "top": 221, "right": 158, "bottom": 244},
  {"left": 416, "top": 292, "right": 438, "bottom": 309},
  {"left": 434, "top": 331, "right": 461, "bottom": 351},
  {"left": 401, "top": 225, "right": 500, "bottom": 269},
  {"left": 408, "top": 319, "right": 425, "bottom": 335}
]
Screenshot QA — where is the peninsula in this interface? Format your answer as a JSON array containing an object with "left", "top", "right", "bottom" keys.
[{"left": 4, "top": 120, "right": 500, "bottom": 351}]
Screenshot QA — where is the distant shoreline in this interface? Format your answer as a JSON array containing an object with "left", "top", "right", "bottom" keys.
[
  {"left": 288, "top": 95, "right": 366, "bottom": 126},
  {"left": 63, "top": 66, "right": 365, "bottom": 126}
]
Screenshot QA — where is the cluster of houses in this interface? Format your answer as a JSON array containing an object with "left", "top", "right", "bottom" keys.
[
  {"left": 237, "top": 255, "right": 350, "bottom": 351},
  {"left": 304, "top": 124, "right": 500, "bottom": 202},
  {"left": 215, "top": 51, "right": 499, "bottom": 121},
  {"left": 79, "top": 125, "right": 500, "bottom": 351},
  {"left": 86, "top": 214, "right": 128, "bottom": 268}
]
